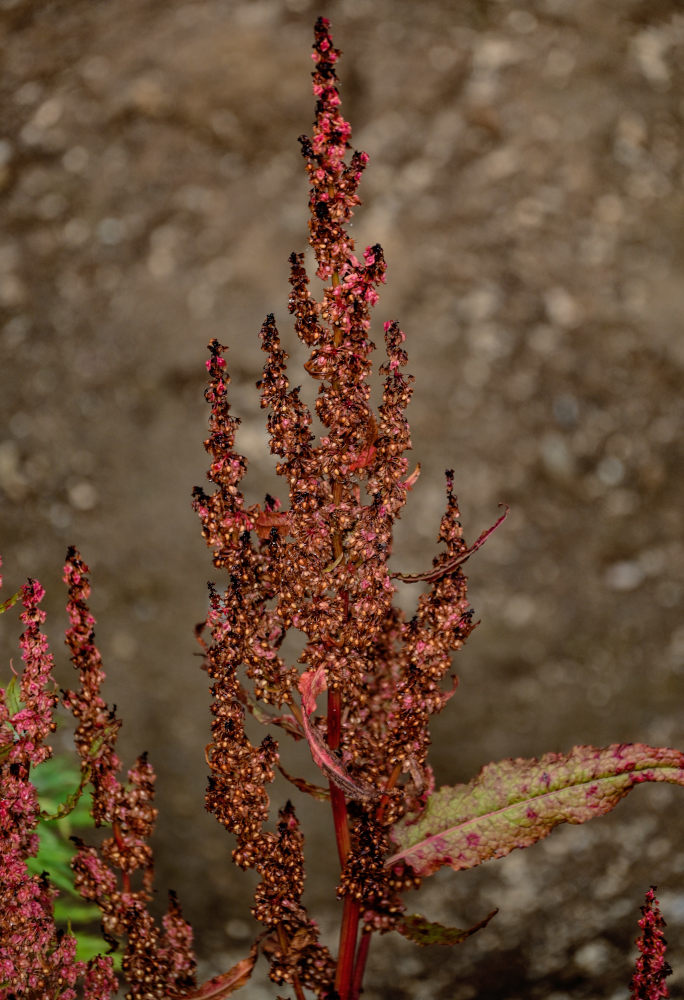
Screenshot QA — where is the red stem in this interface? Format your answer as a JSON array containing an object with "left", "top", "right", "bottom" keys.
[
  {"left": 327, "top": 689, "right": 351, "bottom": 866},
  {"left": 350, "top": 928, "right": 372, "bottom": 1000},
  {"left": 327, "top": 478, "right": 362, "bottom": 998},
  {"left": 335, "top": 895, "right": 361, "bottom": 1000},
  {"left": 328, "top": 687, "right": 360, "bottom": 999}
]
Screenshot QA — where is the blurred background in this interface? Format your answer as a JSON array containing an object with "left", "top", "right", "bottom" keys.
[{"left": 1, "top": 0, "right": 683, "bottom": 997}]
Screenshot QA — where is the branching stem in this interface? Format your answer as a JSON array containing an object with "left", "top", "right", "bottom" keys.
[{"left": 351, "top": 928, "right": 372, "bottom": 1000}]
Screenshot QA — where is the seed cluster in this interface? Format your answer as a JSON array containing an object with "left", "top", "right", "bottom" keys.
[
  {"left": 63, "top": 550, "right": 197, "bottom": 1000},
  {"left": 193, "top": 17, "right": 481, "bottom": 993}
]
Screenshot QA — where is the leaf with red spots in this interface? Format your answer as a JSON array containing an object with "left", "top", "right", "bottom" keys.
[{"left": 387, "top": 743, "right": 684, "bottom": 877}]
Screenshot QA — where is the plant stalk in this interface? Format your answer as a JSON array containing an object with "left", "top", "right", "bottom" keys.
[
  {"left": 335, "top": 895, "right": 361, "bottom": 1000},
  {"left": 327, "top": 689, "right": 351, "bottom": 866},
  {"left": 351, "top": 928, "right": 372, "bottom": 1000},
  {"left": 328, "top": 687, "right": 361, "bottom": 999}
]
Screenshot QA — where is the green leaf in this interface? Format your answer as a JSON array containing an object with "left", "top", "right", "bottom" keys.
[
  {"left": 398, "top": 908, "right": 498, "bottom": 946},
  {"left": 40, "top": 769, "right": 91, "bottom": 823},
  {"left": 387, "top": 743, "right": 684, "bottom": 877},
  {"left": 0, "top": 589, "right": 21, "bottom": 615},
  {"left": 32, "top": 754, "right": 92, "bottom": 823},
  {"left": 33, "top": 755, "right": 81, "bottom": 797},
  {"left": 4, "top": 675, "right": 24, "bottom": 718},
  {"left": 27, "top": 841, "right": 78, "bottom": 895},
  {"left": 53, "top": 900, "right": 101, "bottom": 924},
  {"left": 73, "top": 933, "right": 113, "bottom": 964}
]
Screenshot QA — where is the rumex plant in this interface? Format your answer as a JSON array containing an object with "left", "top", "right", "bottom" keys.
[
  {"left": 0, "top": 17, "right": 682, "bottom": 1000},
  {"left": 630, "top": 888, "right": 671, "bottom": 1000}
]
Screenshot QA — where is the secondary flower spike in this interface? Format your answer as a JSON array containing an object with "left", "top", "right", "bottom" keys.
[{"left": 630, "top": 887, "right": 671, "bottom": 1000}]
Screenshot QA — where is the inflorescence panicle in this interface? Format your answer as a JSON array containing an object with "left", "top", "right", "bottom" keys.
[{"left": 192, "top": 16, "right": 485, "bottom": 989}]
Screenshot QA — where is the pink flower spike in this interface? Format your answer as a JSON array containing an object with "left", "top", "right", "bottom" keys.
[{"left": 630, "top": 887, "right": 671, "bottom": 999}]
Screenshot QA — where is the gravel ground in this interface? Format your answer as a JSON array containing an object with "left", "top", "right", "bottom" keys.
[{"left": 1, "top": 1, "right": 683, "bottom": 997}]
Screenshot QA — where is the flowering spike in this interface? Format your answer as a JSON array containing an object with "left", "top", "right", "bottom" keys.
[
  {"left": 192, "top": 339, "right": 250, "bottom": 570},
  {"left": 0, "top": 575, "right": 117, "bottom": 998},
  {"left": 288, "top": 250, "right": 324, "bottom": 347},
  {"left": 301, "top": 16, "right": 368, "bottom": 281},
  {"left": 259, "top": 312, "right": 314, "bottom": 482},
  {"left": 630, "top": 887, "right": 672, "bottom": 999},
  {"left": 192, "top": 20, "right": 502, "bottom": 976},
  {"left": 62, "top": 548, "right": 197, "bottom": 997}
]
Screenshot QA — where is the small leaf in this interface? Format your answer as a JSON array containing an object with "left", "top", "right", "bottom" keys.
[
  {"left": 278, "top": 763, "right": 330, "bottom": 801},
  {"left": 0, "top": 589, "right": 21, "bottom": 615},
  {"left": 253, "top": 508, "right": 290, "bottom": 540},
  {"left": 87, "top": 719, "right": 120, "bottom": 758},
  {"left": 398, "top": 908, "right": 498, "bottom": 946},
  {"left": 298, "top": 668, "right": 379, "bottom": 802},
  {"left": 40, "top": 767, "right": 91, "bottom": 822},
  {"left": 392, "top": 504, "right": 508, "bottom": 584},
  {"left": 298, "top": 666, "right": 327, "bottom": 717},
  {"left": 387, "top": 743, "right": 684, "bottom": 877},
  {"left": 247, "top": 697, "right": 302, "bottom": 739},
  {"left": 4, "top": 675, "right": 24, "bottom": 718},
  {"left": 171, "top": 942, "right": 259, "bottom": 999}
]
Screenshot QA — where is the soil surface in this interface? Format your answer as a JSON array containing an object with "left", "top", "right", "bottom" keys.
[{"left": 1, "top": 1, "right": 684, "bottom": 998}]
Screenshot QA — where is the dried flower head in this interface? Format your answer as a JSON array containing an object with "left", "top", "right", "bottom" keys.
[{"left": 192, "top": 17, "right": 494, "bottom": 995}]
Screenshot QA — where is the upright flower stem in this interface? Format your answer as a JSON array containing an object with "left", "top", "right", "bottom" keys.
[
  {"left": 327, "top": 689, "right": 351, "bottom": 867},
  {"left": 351, "top": 929, "right": 372, "bottom": 1000},
  {"left": 328, "top": 686, "right": 360, "bottom": 1000},
  {"left": 335, "top": 897, "right": 361, "bottom": 1000}
]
